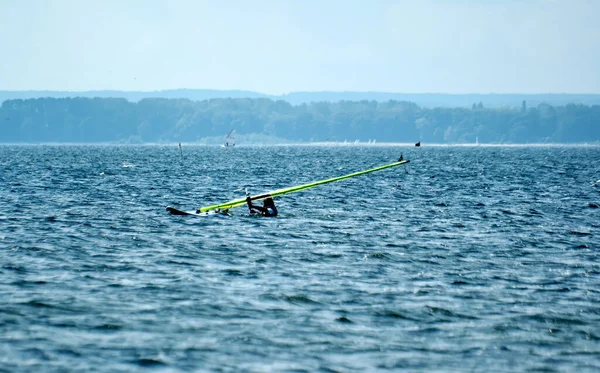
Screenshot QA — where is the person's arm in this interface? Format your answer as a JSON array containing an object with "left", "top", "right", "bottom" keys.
[{"left": 246, "top": 197, "right": 267, "bottom": 214}]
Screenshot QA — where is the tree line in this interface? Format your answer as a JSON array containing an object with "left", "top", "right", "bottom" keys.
[{"left": 1, "top": 97, "right": 599, "bottom": 144}]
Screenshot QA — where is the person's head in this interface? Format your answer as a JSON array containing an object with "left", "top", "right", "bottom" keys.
[{"left": 263, "top": 197, "right": 275, "bottom": 208}]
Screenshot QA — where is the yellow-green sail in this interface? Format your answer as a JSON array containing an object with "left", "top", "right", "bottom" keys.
[{"left": 198, "top": 159, "right": 409, "bottom": 213}]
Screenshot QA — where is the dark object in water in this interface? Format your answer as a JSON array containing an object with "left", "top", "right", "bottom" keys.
[{"left": 415, "top": 141, "right": 421, "bottom": 147}]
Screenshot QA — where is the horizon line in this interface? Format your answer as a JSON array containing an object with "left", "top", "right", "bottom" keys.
[{"left": 2, "top": 89, "right": 600, "bottom": 96}]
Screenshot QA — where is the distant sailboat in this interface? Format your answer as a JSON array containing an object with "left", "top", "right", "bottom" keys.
[{"left": 221, "top": 129, "right": 235, "bottom": 148}]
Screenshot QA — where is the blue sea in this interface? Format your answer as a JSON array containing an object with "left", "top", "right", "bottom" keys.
[{"left": 1, "top": 144, "right": 599, "bottom": 372}]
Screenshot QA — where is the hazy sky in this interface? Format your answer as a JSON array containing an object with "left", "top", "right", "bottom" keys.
[{"left": 1, "top": 0, "right": 599, "bottom": 94}]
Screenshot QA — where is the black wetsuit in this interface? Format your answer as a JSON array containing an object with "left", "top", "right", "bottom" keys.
[
  {"left": 263, "top": 206, "right": 277, "bottom": 217},
  {"left": 247, "top": 198, "right": 278, "bottom": 217}
]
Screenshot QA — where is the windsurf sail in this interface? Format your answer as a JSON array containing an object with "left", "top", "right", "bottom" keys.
[
  {"left": 222, "top": 129, "right": 235, "bottom": 147},
  {"left": 196, "top": 158, "right": 410, "bottom": 213}
]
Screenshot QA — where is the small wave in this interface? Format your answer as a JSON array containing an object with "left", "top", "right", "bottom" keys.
[
  {"left": 223, "top": 268, "right": 243, "bottom": 276},
  {"left": 3, "top": 264, "right": 27, "bottom": 273},
  {"left": 12, "top": 279, "right": 47, "bottom": 287},
  {"left": 425, "top": 306, "right": 478, "bottom": 320},
  {"left": 93, "top": 323, "right": 123, "bottom": 331},
  {"left": 311, "top": 252, "right": 343, "bottom": 259},
  {"left": 514, "top": 313, "right": 588, "bottom": 326},
  {"left": 374, "top": 310, "right": 414, "bottom": 320},
  {"left": 412, "top": 326, "right": 442, "bottom": 334},
  {"left": 55, "top": 348, "right": 82, "bottom": 358},
  {"left": 384, "top": 243, "right": 407, "bottom": 248},
  {"left": 417, "top": 259, "right": 440, "bottom": 265},
  {"left": 569, "top": 230, "right": 592, "bottom": 236},
  {"left": 165, "top": 259, "right": 198, "bottom": 266},
  {"left": 578, "top": 331, "right": 600, "bottom": 341},
  {"left": 22, "top": 300, "right": 55, "bottom": 309},
  {"left": 135, "top": 358, "right": 167, "bottom": 367},
  {"left": 363, "top": 252, "right": 390, "bottom": 260},
  {"left": 533, "top": 287, "right": 572, "bottom": 293},
  {"left": 52, "top": 321, "right": 78, "bottom": 329},
  {"left": 283, "top": 295, "right": 319, "bottom": 305},
  {"left": 22, "top": 348, "right": 51, "bottom": 361}
]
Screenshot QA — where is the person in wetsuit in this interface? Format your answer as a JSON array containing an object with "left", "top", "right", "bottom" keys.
[{"left": 246, "top": 196, "right": 278, "bottom": 217}]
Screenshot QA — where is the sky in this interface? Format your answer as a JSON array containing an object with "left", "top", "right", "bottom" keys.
[{"left": 1, "top": 0, "right": 599, "bottom": 94}]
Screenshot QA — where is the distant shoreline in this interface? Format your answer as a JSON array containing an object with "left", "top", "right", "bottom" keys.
[
  {"left": 2, "top": 89, "right": 600, "bottom": 108},
  {"left": 2, "top": 142, "right": 599, "bottom": 147},
  {"left": 3, "top": 96, "right": 598, "bottom": 144}
]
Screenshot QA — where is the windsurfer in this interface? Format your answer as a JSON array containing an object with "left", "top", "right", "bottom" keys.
[{"left": 246, "top": 197, "right": 278, "bottom": 217}]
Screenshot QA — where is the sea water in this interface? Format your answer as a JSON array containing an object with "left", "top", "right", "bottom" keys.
[{"left": 1, "top": 145, "right": 599, "bottom": 372}]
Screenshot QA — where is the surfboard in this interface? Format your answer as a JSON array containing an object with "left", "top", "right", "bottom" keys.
[{"left": 166, "top": 206, "right": 230, "bottom": 217}]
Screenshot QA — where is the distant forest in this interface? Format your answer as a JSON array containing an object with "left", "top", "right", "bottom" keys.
[
  {"left": 1, "top": 97, "right": 599, "bottom": 144},
  {"left": 2, "top": 89, "right": 600, "bottom": 108}
]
